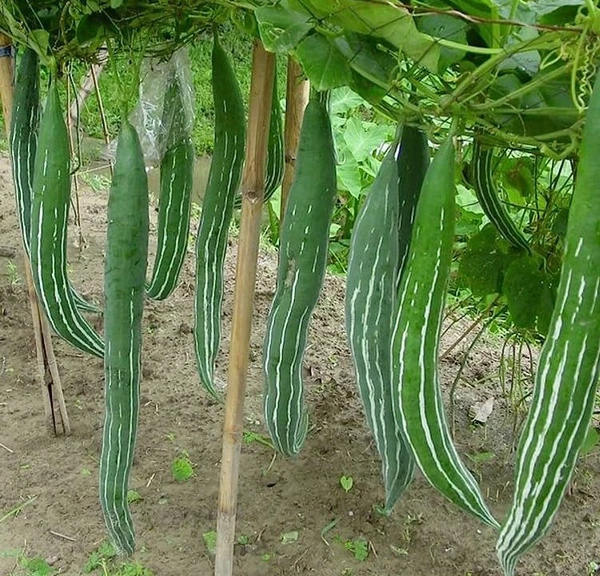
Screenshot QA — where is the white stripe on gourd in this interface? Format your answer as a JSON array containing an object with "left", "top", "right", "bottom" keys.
[
  {"left": 99, "top": 121, "right": 149, "bottom": 555},
  {"left": 194, "top": 33, "right": 246, "bottom": 399},
  {"left": 263, "top": 94, "right": 337, "bottom": 457},
  {"left": 146, "top": 77, "right": 194, "bottom": 301},
  {"left": 496, "top": 74, "right": 600, "bottom": 576},
  {"left": 29, "top": 77, "right": 104, "bottom": 358},
  {"left": 346, "top": 129, "right": 419, "bottom": 513},
  {"left": 471, "top": 142, "right": 530, "bottom": 252},
  {"left": 391, "top": 138, "right": 500, "bottom": 529}
]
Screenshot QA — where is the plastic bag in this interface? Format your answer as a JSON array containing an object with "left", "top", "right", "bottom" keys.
[{"left": 107, "top": 47, "right": 195, "bottom": 167}]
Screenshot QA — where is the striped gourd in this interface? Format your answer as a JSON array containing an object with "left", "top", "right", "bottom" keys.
[
  {"left": 10, "top": 51, "right": 100, "bottom": 316},
  {"left": 29, "top": 78, "right": 104, "bottom": 358},
  {"left": 396, "top": 125, "right": 430, "bottom": 290},
  {"left": 496, "top": 74, "right": 600, "bottom": 576},
  {"left": 99, "top": 121, "right": 149, "bottom": 556},
  {"left": 346, "top": 129, "right": 420, "bottom": 513},
  {"left": 391, "top": 138, "right": 500, "bottom": 529},
  {"left": 233, "top": 67, "right": 284, "bottom": 209},
  {"left": 263, "top": 94, "right": 337, "bottom": 457},
  {"left": 194, "top": 33, "right": 246, "bottom": 399},
  {"left": 146, "top": 77, "right": 194, "bottom": 301},
  {"left": 10, "top": 47, "right": 39, "bottom": 257},
  {"left": 471, "top": 141, "right": 530, "bottom": 252}
]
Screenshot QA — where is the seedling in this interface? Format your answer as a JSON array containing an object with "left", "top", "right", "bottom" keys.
[
  {"left": 127, "top": 489, "right": 142, "bottom": 503},
  {"left": 339, "top": 475, "right": 353, "bottom": 493},
  {"left": 171, "top": 451, "right": 194, "bottom": 482},
  {"left": 203, "top": 531, "right": 217, "bottom": 555},
  {"left": 343, "top": 538, "right": 368, "bottom": 561}
]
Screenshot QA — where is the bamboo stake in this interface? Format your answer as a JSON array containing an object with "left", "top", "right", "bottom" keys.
[
  {"left": 280, "top": 57, "right": 309, "bottom": 221},
  {"left": 214, "top": 42, "right": 275, "bottom": 576},
  {"left": 0, "top": 34, "right": 71, "bottom": 435}
]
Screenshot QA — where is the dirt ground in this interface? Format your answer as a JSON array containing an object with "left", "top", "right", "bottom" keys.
[{"left": 0, "top": 152, "right": 599, "bottom": 576}]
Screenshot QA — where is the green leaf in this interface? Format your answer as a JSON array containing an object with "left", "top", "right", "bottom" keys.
[
  {"left": 502, "top": 254, "right": 555, "bottom": 334},
  {"left": 417, "top": 13, "right": 468, "bottom": 71},
  {"left": 255, "top": 3, "right": 314, "bottom": 52},
  {"left": 301, "top": 0, "right": 439, "bottom": 71},
  {"left": 337, "top": 158, "right": 363, "bottom": 199},
  {"left": 458, "top": 224, "right": 511, "bottom": 297},
  {"left": 30, "top": 29, "right": 50, "bottom": 56},
  {"left": 467, "top": 451, "right": 495, "bottom": 463},
  {"left": 340, "top": 475, "right": 354, "bottom": 492},
  {"left": 502, "top": 157, "right": 535, "bottom": 201},
  {"left": 127, "top": 489, "right": 142, "bottom": 503},
  {"left": 343, "top": 118, "right": 390, "bottom": 162},
  {"left": 280, "top": 530, "right": 299, "bottom": 544},
  {"left": 203, "top": 530, "right": 217, "bottom": 555},
  {"left": 171, "top": 453, "right": 194, "bottom": 482},
  {"left": 331, "top": 87, "right": 366, "bottom": 116},
  {"left": 295, "top": 35, "right": 352, "bottom": 90}
]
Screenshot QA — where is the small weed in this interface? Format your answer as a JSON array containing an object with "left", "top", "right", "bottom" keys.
[
  {"left": 80, "top": 172, "right": 111, "bottom": 193},
  {"left": 339, "top": 475, "right": 353, "bottom": 493},
  {"left": 83, "top": 541, "right": 117, "bottom": 572},
  {"left": 390, "top": 544, "right": 408, "bottom": 556},
  {"left": 127, "top": 489, "right": 142, "bottom": 503},
  {"left": 280, "top": 530, "right": 299, "bottom": 544},
  {"left": 171, "top": 451, "right": 194, "bottom": 482},
  {"left": 203, "top": 531, "right": 217, "bottom": 555},
  {"left": 343, "top": 538, "right": 369, "bottom": 562},
  {"left": 261, "top": 553, "right": 272, "bottom": 562},
  {"left": 83, "top": 542, "right": 152, "bottom": 575},
  {"left": 6, "top": 261, "right": 20, "bottom": 285},
  {"left": 242, "top": 430, "right": 275, "bottom": 450},
  {"left": 237, "top": 534, "right": 249, "bottom": 546},
  {"left": 19, "top": 556, "right": 57, "bottom": 576}
]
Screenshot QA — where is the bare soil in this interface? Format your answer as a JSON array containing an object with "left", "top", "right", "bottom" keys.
[{"left": 0, "top": 153, "right": 599, "bottom": 576}]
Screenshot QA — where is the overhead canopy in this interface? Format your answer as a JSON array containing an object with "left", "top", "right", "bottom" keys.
[{"left": 0, "top": 0, "right": 593, "bottom": 156}]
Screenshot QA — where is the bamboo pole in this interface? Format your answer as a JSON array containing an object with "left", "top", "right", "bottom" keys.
[
  {"left": 0, "top": 35, "right": 71, "bottom": 435},
  {"left": 214, "top": 42, "right": 275, "bottom": 576},
  {"left": 280, "top": 57, "right": 309, "bottom": 221}
]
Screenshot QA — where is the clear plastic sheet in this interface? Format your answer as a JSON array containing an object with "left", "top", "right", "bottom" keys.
[{"left": 107, "top": 47, "right": 195, "bottom": 167}]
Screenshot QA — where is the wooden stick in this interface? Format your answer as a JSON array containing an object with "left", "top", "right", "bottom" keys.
[
  {"left": 214, "top": 42, "right": 275, "bottom": 576},
  {"left": 280, "top": 57, "right": 309, "bottom": 221},
  {"left": 0, "top": 34, "right": 71, "bottom": 436}
]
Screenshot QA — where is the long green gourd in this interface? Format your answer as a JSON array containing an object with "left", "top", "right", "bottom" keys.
[
  {"left": 99, "top": 120, "right": 149, "bottom": 555},
  {"left": 396, "top": 125, "right": 430, "bottom": 289},
  {"left": 471, "top": 141, "right": 530, "bottom": 252},
  {"left": 194, "top": 33, "right": 246, "bottom": 399},
  {"left": 29, "top": 78, "right": 104, "bottom": 358},
  {"left": 10, "top": 47, "right": 39, "bottom": 257},
  {"left": 233, "top": 67, "right": 284, "bottom": 209},
  {"left": 263, "top": 93, "right": 337, "bottom": 457},
  {"left": 496, "top": 74, "right": 600, "bottom": 576},
  {"left": 146, "top": 76, "right": 194, "bottom": 300},
  {"left": 346, "top": 128, "right": 421, "bottom": 513},
  {"left": 391, "top": 138, "right": 500, "bottom": 529},
  {"left": 10, "top": 51, "right": 99, "bottom": 315}
]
